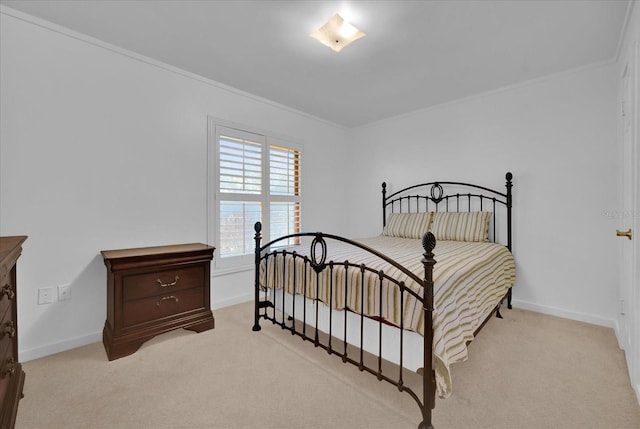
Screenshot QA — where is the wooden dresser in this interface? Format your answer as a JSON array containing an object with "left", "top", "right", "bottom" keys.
[
  {"left": 101, "top": 243, "right": 215, "bottom": 361},
  {"left": 0, "top": 236, "right": 27, "bottom": 429}
]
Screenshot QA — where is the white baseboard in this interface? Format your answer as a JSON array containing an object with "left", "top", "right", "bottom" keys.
[
  {"left": 611, "top": 318, "right": 627, "bottom": 350},
  {"left": 611, "top": 319, "right": 639, "bottom": 406},
  {"left": 21, "top": 294, "right": 253, "bottom": 362},
  {"left": 212, "top": 293, "right": 253, "bottom": 309},
  {"left": 21, "top": 332, "right": 102, "bottom": 363},
  {"left": 511, "top": 299, "right": 615, "bottom": 328}
]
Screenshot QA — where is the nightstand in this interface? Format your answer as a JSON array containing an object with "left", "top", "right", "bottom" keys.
[{"left": 101, "top": 243, "right": 215, "bottom": 360}]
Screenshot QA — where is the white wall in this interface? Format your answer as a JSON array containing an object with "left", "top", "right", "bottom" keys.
[
  {"left": 0, "top": 9, "right": 349, "bottom": 361},
  {"left": 347, "top": 63, "right": 619, "bottom": 327}
]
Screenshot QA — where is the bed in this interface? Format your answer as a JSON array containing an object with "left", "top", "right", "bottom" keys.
[{"left": 251, "top": 172, "right": 515, "bottom": 429}]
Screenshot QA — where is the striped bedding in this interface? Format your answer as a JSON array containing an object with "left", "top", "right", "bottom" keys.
[{"left": 260, "top": 235, "right": 515, "bottom": 398}]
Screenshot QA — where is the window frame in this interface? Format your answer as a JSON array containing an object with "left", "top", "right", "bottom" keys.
[{"left": 207, "top": 117, "right": 303, "bottom": 274}]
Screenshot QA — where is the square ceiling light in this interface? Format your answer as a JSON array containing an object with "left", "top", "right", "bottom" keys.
[{"left": 309, "top": 13, "right": 366, "bottom": 52}]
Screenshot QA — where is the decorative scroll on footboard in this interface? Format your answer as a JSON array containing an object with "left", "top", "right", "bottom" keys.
[{"left": 252, "top": 222, "right": 438, "bottom": 429}]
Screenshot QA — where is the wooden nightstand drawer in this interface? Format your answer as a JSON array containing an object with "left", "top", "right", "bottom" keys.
[
  {"left": 123, "top": 265, "right": 205, "bottom": 301},
  {"left": 122, "top": 288, "right": 205, "bottom": 327}
]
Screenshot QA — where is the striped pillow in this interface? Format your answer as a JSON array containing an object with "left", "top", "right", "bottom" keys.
[
  {"left": 383, "top": 212, "right": 433, "bottom": 239},
  {"left": 429, "top": 211, "right": 492, "bottom": 242}
]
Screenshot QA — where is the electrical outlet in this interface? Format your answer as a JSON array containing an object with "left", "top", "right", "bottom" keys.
[
  {"left": 58, "top": 284, "right": 71, "bottom": 301},
  {"left": 37, "top": 287, "right": 54, "bottom": 305}
]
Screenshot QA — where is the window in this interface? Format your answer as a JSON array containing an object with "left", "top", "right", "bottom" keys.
[{"left": 209, "top": 121, "right": 301, "bottom": 271}]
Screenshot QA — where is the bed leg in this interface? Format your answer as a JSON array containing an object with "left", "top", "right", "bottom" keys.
[
  {"left": 252, "top": 303, "right": 262, "bottom": 331},
  {"left": 507, "top": 288, "right": 513, "bottom": 309},
  {"left": 418, "top": 422, "right": 435, "bottom": 429},
  {"left": 496, "top": 308, "right": 503, "bottom": 319},
  {"left": 252, "top": 285, "right": 262, "bottom": 331},
  {"left": 253, "top": 222, "right": 263, "bottom": 332}
]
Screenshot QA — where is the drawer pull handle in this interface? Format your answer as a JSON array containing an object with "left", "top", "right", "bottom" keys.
[
  {"left": 1, "top": 321, "right": 15, "bottom": 339},
  {"left": 0, "top": 284, "right": 15, "bottom": 300},
  {"left": 156, "top": 295, "right": 179, "bottom": 306},
  {"left": 3, "top": 357, "right": 15, "bottom": 377},
  {"left": 157, "top": 276, "right": 179, "bottom": 288}
]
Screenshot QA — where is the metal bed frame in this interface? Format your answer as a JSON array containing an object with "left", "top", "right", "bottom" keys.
[{"left": 252, "top": 172, "right": 514, "bottom": 429}]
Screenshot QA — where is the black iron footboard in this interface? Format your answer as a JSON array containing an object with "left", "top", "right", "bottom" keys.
[{"left": 252, "top": 222, "right": 438, "bottom": 429}]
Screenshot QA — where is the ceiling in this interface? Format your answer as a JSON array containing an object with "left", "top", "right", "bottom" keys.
[{"left": 0, "top": 0, "right": 632, "bottom": 127}]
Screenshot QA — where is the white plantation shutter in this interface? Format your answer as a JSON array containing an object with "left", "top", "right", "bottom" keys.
[
  {"left": 211, "top": 121, "right": 302, "bottom": 270},
  {"left": 219, "top": 201, "right": 262, "bottom": 257},
  {"left": 219, "top": 136, "right": 262, "bottom": 194},
  {"left": 269, "top": 145, "right": 301, "bottom": 245},
  {"left": 270, "top": 145, "right": 299, "bottom": 196},
  {"left": 215, "top": 126, "right": 265, "bottom": 264},
  {"left": 270, "top": 202, "right": 300, "bottom": 245}
]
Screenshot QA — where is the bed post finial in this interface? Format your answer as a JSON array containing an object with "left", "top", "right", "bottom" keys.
[
  {"left": 252, "top": 221, "right": 263, "bottom": 332},
  {"left": 421, "top": 231, "right": 437, "bottom": 428},
  {"left": 421, "top": 231, "right": 436, "bottom": 256}
]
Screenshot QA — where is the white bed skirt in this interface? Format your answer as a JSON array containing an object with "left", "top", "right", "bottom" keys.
[{"left": 268, "top": 289, "right": 425, "bottom": 372}]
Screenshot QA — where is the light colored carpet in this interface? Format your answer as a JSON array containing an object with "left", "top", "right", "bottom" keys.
[{"left": 15, "top": 302, "right": 640, "bottom": 429}]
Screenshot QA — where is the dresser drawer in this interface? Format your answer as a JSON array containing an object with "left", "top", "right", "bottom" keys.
[
  {"left": 0, "top": 317, "right": 16, "bottom": 353},
  {"left": 0, "top": 236, "right": 27, "bottom": 427},
  {"left": 0, "top": 273, "right": 14, "bottom": 323},
  {"left": 0, "top": 268, "right": 16, "bottom": 381},
  {"left": 122, "top": 265, "right": 205, "bottom": 301},
  {"left": 122, "top": 287, "right": 205, "bottom": 327},
  {"left": 0, "top": 338, "right": 15, "bottom": 380}
]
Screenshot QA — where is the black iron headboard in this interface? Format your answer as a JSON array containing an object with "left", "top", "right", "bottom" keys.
[{"left": 382, "top": 172, "right": 513, "bottom": 251}]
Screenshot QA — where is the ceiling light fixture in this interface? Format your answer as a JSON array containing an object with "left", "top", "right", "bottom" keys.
[{"left": 309, "top": 13, "right": 366, "bottom": 53}]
